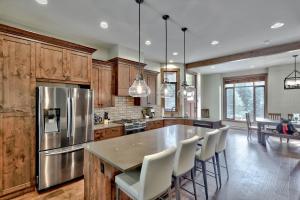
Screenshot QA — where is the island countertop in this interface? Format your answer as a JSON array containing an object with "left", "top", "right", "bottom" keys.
[{"left": 85, "top": 125, "right": 214, "bottom": 172}]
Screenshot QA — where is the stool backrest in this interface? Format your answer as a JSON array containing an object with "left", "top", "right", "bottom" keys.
[
  {"left": 173, "top": 135, "right": 200, "bottom": 177},
  {"left": 139, "top": 147, "right": 176, "bottom": 200},
  {"left": 216, "top": 125, "right": 230, "bottom": 153},
  {"left": 198, "top": 130, "right": 221, "bottom": 161}
]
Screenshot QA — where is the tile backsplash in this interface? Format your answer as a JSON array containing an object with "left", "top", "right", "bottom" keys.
[{"left": 94, "top": 96, "right": 161, "bottom": 121}]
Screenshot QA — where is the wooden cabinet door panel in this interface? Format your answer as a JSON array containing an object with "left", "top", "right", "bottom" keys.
[
  {"left": 117, "top": 63, "right": 130, "bottom": 96},
  {"left": 94, "top": 129, "right": 105, "bottom": 141},
  {"left": 100, "top": 67, "right": 113, "bottom": 107},
  {"left": 92, "top": 67, "right": 100, "bottom": 107},
  {"left": 148, "top": 74, "right": 157, "bottom": 105},
  {"left": 0, "top": 113, "right": 34, "bottom": 195},
  {"left": 67, "top": 50, "right": 91, "bottom": 83},
  {"left": 0, "top": 35, "right": 35, "bottom": 113},
  {"left": 36, "top": 43, "right": 66, "bottom": 80},
  {"left": 130, "top": 66, "right": 138, "bottom": 85}
]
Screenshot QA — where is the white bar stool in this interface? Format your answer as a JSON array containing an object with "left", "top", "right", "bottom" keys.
[
  {"left": 173, "top": 135, "right": 200, "bottom": 200},
  {"left": 115, "top": 147, "right": 177, "bottom": 200},
  {"left": 215, "top": 125, "right": 230, "bottom": 187},
  {"left": 195, "top": 130, "right": 221, "bottom": 200}
]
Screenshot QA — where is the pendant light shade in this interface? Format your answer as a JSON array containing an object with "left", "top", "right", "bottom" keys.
[
  {"left": 129, "top": 0, "right": 151, "bottom": 97},
  {"left": 284, "top": 55, "right": 300, "bottom": 90},
  {"left": 178, "top": 27, "right": 196, "bottom": 101},
  {"left": 160, "top": 15, "right": 174, "bottom": 98}
]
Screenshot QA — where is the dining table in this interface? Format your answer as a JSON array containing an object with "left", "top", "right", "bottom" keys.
[{"left": 256, "top": 118, "right": 300, "bottom": 145}]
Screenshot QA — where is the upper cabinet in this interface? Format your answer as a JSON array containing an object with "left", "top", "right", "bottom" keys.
[
  {"left": 36, "top": 44, "right": 92, "bottom": 84},
  {"left": 110, "top": 57, "right": 146, "bottom": 96},
  {"left": 137, "top": 70, "right": 158, "bottom": 106},
  {"left": 92, "top": 60, "right": 114, "bottom": 108},
  {"left": 0, "top": 35, "right": 36, "bottom": 113}
]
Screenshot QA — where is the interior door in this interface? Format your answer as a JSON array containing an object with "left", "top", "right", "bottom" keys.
[
  {"left": 38, "top": 86, "right": 69, "bottom": 151},
  {"left": 69, "top": 88, "right": 93, "bottom": 145}
]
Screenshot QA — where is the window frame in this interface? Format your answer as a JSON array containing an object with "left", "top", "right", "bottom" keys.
[
  {"left": 161, "top": 68, "right": 180, "bottom": 113},
  {"left": 223, "top": 74, "right": 268, "bottom": 122}
]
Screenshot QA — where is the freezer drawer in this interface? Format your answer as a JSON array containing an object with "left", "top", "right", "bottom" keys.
[{"left": 37, "top": 145, "right": 84, "bottom": 191}]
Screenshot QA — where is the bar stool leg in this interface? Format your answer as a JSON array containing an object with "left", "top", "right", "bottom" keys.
[
  {"left": 201, "top": 161, "right": 208, "bottom": 200},
  {"left": 215, "top": 153, "right": 222, "bottom": 187},
  {"left": 212, "top": 157, "right": 218, "bottom": 189},
  {"left": 223, "top": 150, "right": 229, "bottom": 179},
  {"left": 167, "top": 187, "right": 172, "bottom": 200},
  {"left": 115, "top": 183, "right": 119, "bottom": 200},
  {"left": 191, "top": 169, "right": 198, "bottom": 200},
  {"left": 175, "top": 176, "right": 181, "bottom": 200}
]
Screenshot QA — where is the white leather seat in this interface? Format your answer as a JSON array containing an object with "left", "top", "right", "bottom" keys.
[
  {"left": 215, "top": 125, "right": 230, "bottom": 187},
  {"left": 115, "top": 147, "right": 176, "bottom": 200},
  {"left": 195, "top": 129, "right": 221, "bottom": 200},
  {"left": 173, "top": 135, "right": 200, "bottom": 200}
]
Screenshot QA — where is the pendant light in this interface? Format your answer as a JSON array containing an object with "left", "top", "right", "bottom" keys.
[
  {"left": 284, "top": 55, "right": 300, "bottom": 89},
  {"left": 128, "top": 0, "right": 151, "bottom": 97},
  {"left": 178, "top": 27, "right": 196, "bottom": 101},
  {"left": 160, "top": 15, "right": 174, "bottom": 98}
]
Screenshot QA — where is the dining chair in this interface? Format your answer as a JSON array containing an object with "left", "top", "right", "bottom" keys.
[
  {"left": 173, "top": 135, "right": 200, "bottom": 200},
  {"left": 115, "top": 147, "right": 176, "bottom": 200},
  {"left": 268, "top": 113, "right": 282, "bottom": 120},
  {"left": 246, "top": 113, "right": 258, "bottom": 140},
  {"left": 195, "top": 130, "right": 221, "bottom": 200},
  {"left": 215, "top": 125, "right": 230, "bottom": 187}
]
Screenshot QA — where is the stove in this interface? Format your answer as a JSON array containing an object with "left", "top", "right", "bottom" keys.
[{"left": 114, "top": 119, "right": 146, "bottom": 134}]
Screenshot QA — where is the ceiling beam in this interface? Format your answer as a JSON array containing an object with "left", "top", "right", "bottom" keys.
[{"left": 186, "top": 41, "right": 300, "bottom": 69}]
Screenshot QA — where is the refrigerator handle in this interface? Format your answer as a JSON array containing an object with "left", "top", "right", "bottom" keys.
[
  {"left": 67, "top": 97, "right": 71, "bottom": 138},
  {"left": 70, "top": 97, "right": 76, "bottom": 138}
]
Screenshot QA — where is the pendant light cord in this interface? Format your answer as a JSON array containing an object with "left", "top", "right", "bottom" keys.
[
  {"left": 182, "top": 27, "right": 187, "bottom": 84},
  {"left": 165, "top": 15, "right": 168, "bottom": 83}
]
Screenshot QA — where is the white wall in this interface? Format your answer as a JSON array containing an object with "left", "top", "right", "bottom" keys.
[
  {"left": 201, "top": 74, "right": 222, "bottom": 120},
  {"left": 268, "top": 63, "right": 300, "bottom": 117}
]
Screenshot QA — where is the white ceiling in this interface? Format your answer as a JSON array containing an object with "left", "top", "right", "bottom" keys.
[
  {"left": 189, "top": 49, "right": 300, "bottom": 74},
  {"left": 0, "top": 0, "right": 300, "bottom": 67}
]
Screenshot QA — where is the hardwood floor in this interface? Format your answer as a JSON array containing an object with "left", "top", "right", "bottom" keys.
[{"left": 11, "top": 129, "right": 300, "bottom": 200}]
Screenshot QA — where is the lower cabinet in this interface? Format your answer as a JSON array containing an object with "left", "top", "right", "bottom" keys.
[
  {"left": 0, "top": 113, "right": 35, "bottom": 198},
  {"left": 163, "top": 119, "right": 185, "bottom": 127},
  {"left": 94, "top": 126, "right": 124, "bottom": 141},
  {"left": 145, "top": 120, "right": 164, "bottom": 131}
]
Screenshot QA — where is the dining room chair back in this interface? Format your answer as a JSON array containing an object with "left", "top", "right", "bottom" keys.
[
  {"left": 216, "top": 125, "right": 230, "bottom": 153},
  {"left": 139, "top": 147, "right": 177, "bottom": 200},
  {"left": 173, "top": 135, "right": 200, "bottom": 177},
  {"left": 268, "top": 113, "right": 281, "bottom": 120}
]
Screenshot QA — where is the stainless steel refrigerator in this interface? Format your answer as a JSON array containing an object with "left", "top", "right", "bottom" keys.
[{"left": 36, "top": 86, "right": 93, "bottom": 191}]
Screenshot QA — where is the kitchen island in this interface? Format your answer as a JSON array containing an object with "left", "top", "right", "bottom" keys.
[{"left": 84, "top": 125, "right": 213, "bottom": 200}]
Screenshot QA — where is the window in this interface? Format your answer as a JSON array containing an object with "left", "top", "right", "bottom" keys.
[
  {"left": 224, "top": 74, "right": 267, "bottom": 121},
  {"left": 161, "top": 69, "right": 180, "bottom": 112}
]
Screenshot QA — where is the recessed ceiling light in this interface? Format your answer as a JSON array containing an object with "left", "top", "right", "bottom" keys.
[
  {"left": 169, "top": 60, "right": 174, "bottom": 63},
  {"left": 35, "top": 0, "right": 48, "bottom": 5},
  {"left": 211, "top": 66, "right": 215, "bottom": 69},
  {"left": 211, "top": 40, "right": 219, "bottom": 46},
  {"left": 172, "top": 52, "right": 178, "bottom": 56},
  {"left": 270, "top": 22, "right": 284, "bottom": 29},
  {"left": 145, "top": 40, "right": 151, "bottom": 45},
  {"left": 100, "top": 21, "right": 109, "bottom": 29}
]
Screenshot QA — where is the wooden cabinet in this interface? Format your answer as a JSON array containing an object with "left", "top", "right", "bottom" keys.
[
  {"left": 36, "top": 43, "right": 91, "bottom": 84},
  {"left": 0, "top": 35, "right": 36, "bottom": 113},
  {"left": 164, "top": 119, "right": 185, "bottom": 127},
  {"left": 110, "top": 57, "right": 146, "bottom": 96},
  {"left": 94, "top": 126, "right": 124, "bottom": 141},
  {"left": 67, "top": 50, "right": 91, "bottom": 83},
  {"left": 36, "top": 43, "right": 67, "bottom": 81},
  {"left": 138, "top": 70, "right": 158, "bottom": 106},
  {"left": 145, "top": 120, "right": 164, "bottom": 131},
  {"left": 0, "top": 113, "right": 35, "bottom": 197},
  {"left": 92, "top": 60, "right": 114, "bottom": 108}
]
